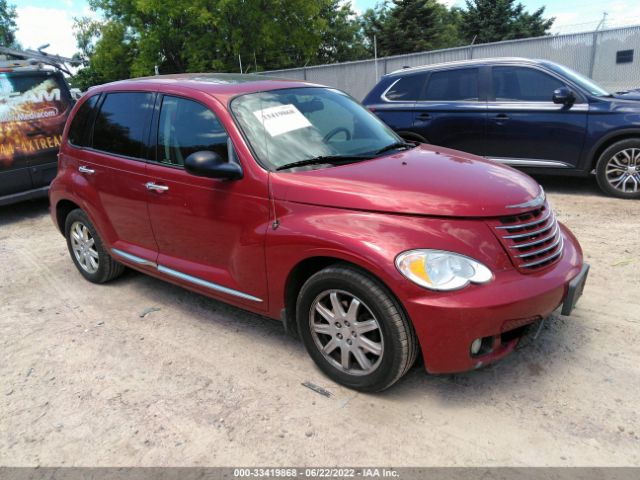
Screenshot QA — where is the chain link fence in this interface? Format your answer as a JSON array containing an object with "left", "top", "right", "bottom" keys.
[{"left": 266, "top": 25, "right": 640, "bottom": 100}]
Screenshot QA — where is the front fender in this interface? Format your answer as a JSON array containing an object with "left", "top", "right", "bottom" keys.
[{"left": 265, "top": 200, "right": 512, "bottom": 319}]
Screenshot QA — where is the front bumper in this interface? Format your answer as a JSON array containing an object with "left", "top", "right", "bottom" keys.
[{"left": 400, "top": 226, "right": 586, "bottom": 374}]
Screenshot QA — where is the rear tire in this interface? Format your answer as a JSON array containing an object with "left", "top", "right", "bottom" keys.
[
  {"left": 595, "top": 139, "right": 640, "bottom": 199},
  {"left": 64, "top": 209, "right": 124, "bottom": 283},
  {"left": 296, "top": 265, "right": 418, "bottom": 392}
]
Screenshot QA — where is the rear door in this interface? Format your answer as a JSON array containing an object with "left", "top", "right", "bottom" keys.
[
  {"left": 369, "top": 73, "right": 426, "bottom": 140},
  {"left": 74, "top": 91, "right": 159, "bottom": 265},
  {"left": 0, "top": 70, "right": 73, "bottom": 195},
  {"left": 411, "top": 67, "right": 487, "bottom": 153},
  {"left": 484, "top": 65, "right": 588, "bottom": 168}
]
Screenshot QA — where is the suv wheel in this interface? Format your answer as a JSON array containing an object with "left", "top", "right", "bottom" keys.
[
  {"left": 297, "top": 265, "right": 418, "bottom": 392},
  {"left": 595, "top": 139, "right": 640, "bottom": 198},
  {"left": 64, "top": 209, "right": 124, "bottom": 283}
]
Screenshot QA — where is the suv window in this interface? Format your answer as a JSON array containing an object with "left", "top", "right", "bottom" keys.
[
  {"left": 423, "top": 68, "right": 479, "bottom": 101},
  {"left": 492, "top": 66, "right": 565, "bottom": 102},
  {"left": 92, "top": 92, "right": 154, "bottom": 158},
  {"left": 68, "top": 95, "right": 99, "bottom": 147},
  {"left": 157, "top": 95, "right": 229, "bottom": 167},
  {"left": 385, "top": 74, "right": 426, "bottom": 101}
]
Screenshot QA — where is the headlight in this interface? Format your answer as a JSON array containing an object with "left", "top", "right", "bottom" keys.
[{"left": 395, "top": 249, "right": 493, "bottom": 291}]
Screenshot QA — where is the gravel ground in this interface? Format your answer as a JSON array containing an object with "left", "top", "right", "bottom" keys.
[{"left": 0, "top": 176, "right": 639, "bottom": 467}]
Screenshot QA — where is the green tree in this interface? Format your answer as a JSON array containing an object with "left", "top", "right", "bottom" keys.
[
  {"left": 316, "top": 0, "right": 368, "bottom": 64},
  {"left": 359, "top": 3, "right": 391, "bottom": 56},
  {"left": 461, "top": 0, "right": 554, "bottom": 44},
  {"left": 364, "top": 0, "right": 463, "bottom": 57},
  {"left": 0, "top": 0, "right": 17, "bottom": 47}
]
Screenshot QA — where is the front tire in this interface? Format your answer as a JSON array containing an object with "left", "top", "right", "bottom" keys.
[
  {"left": 64, "top": 209, "right": 124, "bottom": 283},
  {"left": 595, "top": 139, "right": 640, "bottom": 199},
  {"left": 297, "top": 265, "right": 418, "bottom": 392}
]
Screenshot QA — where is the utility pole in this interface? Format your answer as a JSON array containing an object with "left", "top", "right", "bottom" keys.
[
  {"left": 596, "top": 12, "right": 608, "bottom": 31},
  {"left": 373, "top": 35, "right": 378, "bottom": 81}
]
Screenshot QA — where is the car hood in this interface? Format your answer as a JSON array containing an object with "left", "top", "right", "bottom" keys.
[
  {"left": 613, "top": 90, "right": 640, "bottom": 101},
  {"left": 270, "top": 145, "right": 542, "bottom": 217}
]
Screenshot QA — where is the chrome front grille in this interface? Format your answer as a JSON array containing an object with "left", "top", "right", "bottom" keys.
[{"left": 489, "top": 203, "right": 564, "bottom": 271}]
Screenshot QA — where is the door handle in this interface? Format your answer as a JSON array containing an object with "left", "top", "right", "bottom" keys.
[
  {"left": 145, "top": 182, "right": 169, "bottom": 193},
  {"left": 78, "top": 166, "right": 95, "bottom": 175},
  {"left": 416, "top": 112, "right": 431, "bottom": 120},
  {"left": 494, "top": 113, "right": 510, "bottom": 120}
]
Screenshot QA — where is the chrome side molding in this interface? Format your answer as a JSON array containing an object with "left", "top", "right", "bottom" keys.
[
  {"left": 157, "top": 265, "right": 263, "bottom": 302},
  {"left": 111, "top": 249, "right": 263, "bottom": 303},
  {"left": 112, "top": 248, "right": 157, "bottom": 267},
  {"left": 489, "top": 157, "right": 572, "bottom": 168}
]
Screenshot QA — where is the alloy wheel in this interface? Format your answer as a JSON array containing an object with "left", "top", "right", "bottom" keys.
[
  {"left": 309, "top": 289, "right": 384, "bottom": 376},
  {"left": 70, "top": 221, "right": 99, "bottom": 274},
  {"left": 606, "top": 148, "right": 640, "bottom": 193}
]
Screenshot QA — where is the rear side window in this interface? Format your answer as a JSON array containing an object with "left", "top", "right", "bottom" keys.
[
  {"left": 92, "top": 92, "right": 154, "bottom": 158},
  {"left": 156, "top": 95, "right": 229, "bottom": 167},
  {"left": 384, "top": 74, "right": 426, "bottom": 101},
  {"left": 68, "top": 95, "right": 99, "bottom": 147},
  {"left": 423, "top": 68, "right": 479, "bottom": 101},
  {"left": 492, "top": 66, "right": 565, "bottom": 102}
]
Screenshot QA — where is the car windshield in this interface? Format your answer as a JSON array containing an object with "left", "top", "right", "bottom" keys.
[
  {"left": 230, "top": 87, "right": 403, "bottom": 171},
  {"left": 546, "top": 63, "right": 610, "bottom": 97}
]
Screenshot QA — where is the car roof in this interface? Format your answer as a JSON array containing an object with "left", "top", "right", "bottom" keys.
[
  {"left": 89, "top": 73, "right": 320, "bottom": 99},
  {"left": 387, "top": 57, "right": 554, "bottom": 76}
]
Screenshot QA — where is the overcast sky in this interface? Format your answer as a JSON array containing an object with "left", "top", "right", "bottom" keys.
[{"left": 12, "top": 0, "right": 640, "bottom": 58}]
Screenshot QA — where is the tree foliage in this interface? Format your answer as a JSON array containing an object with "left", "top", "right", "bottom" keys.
[
  {"left": 0, "top": 0, "right": 17, "bottom": 47},
  {"left": 70, "top": 0, "right": 555, "bottom": 90},
  {"left": 460, "top": 0, "right": 554, "bottom": 44}
]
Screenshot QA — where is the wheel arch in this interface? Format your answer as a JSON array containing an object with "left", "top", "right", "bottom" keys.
[
  {"left": 396, "top": 130, "right": 429, "bottom": 144},
  {"left": 588, "top": 129, "right": 640, "bottom": 170},
  {"left": 281, "top": 255, "right": 409, "bottom": 340},
  {"left": 55, "top": 199, "right": 82, "bottom": 235}
]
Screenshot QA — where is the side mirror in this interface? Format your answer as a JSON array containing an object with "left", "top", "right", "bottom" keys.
[
  {"left": 184, "top": 151, "right": 243, "bottom": 180},
  {"left": 552, "top": 87, "right": 575, "bottom": 106}
]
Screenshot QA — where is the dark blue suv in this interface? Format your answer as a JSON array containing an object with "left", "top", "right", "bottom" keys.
[{"left": 363, "top": 57, "right": 640, "bottom": 198}]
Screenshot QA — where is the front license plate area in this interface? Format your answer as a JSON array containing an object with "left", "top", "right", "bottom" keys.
[{"left": 561, "top": 263, "right": 589, "bottom": 316}]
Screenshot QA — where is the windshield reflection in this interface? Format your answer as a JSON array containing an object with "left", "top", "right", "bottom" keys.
[{"left": 230, "top": 87, "right": 401, "bottom": 171}]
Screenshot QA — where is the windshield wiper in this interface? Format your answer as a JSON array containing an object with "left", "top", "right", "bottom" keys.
[
  {"left": 275, "top": 155, "right": 372, "bottom": 171},
  {"left": 373, "top": 141, "right": 414, "bottom": 155}
]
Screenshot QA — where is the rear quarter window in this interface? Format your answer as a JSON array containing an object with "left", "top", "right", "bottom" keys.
[
  {"left": 384, "top": 74, "right": 427, "bottom": 101},
  {"left": 68, "top": 95, "right": 99, "bottom": 147}
]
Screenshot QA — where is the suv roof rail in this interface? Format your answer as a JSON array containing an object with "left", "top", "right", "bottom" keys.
[{"left": 0, "top": 46, "right": 80, "bottom": 75}]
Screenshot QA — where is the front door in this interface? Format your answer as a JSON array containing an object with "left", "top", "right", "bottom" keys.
[
  {"left": 484, "top": 65, "right": 588, "bottom": 169},
  {"left": 145, "top": 94, "right": 270, "bottom": 309}
]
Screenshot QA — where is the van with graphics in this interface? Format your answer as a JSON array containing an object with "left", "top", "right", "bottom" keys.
[{"left": 0, "top": 58, "right": 74, "bottom": 206}]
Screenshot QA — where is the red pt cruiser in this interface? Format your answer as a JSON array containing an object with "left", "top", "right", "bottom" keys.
[{"left": 49, "top": 74, "right": 588, "bottom": 391}]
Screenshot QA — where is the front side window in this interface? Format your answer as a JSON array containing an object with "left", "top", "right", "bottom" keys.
[
  {"left": 423, "top": 68, "right": 479, "bottom": 101},
  {"left": 92, "top": 92, "right": 154, "bottom": 158},
  {"left": 385, "top": 74, "right": 427, "bottom": 101},
  {"left": 157, "top": 96, "right": 229, "bottom": 167},
  {"left": 231, "top": 87, "right": 401, "bottom": 171},
  {"left": 68, "top": 94, "right": 99, "bottom": 147},
  {"left": 492, "top": 66, "right": 565, "bottom": 102}
]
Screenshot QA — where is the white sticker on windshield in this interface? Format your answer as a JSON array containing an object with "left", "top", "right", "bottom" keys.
[{"left": 253, "top": 104, "right": 312, "bottom": 137}]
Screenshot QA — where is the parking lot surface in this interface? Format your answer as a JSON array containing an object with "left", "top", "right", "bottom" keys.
[{"left": 1, "top": 177, "right": 639, "bottom": 466}]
